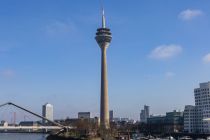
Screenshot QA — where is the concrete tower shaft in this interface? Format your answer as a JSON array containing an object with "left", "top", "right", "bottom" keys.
[{"left": 95, "top": 10, "right": 112, "bottom": 130}]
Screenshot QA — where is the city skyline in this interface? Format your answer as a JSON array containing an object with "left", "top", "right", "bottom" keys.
[{"left": 1, "top": 0, "right": 210, "bottom": 120}]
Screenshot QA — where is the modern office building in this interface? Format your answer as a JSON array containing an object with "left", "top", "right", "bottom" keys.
[
  {"left": 184, "top": 105, "right": 197, "bottom": 133},
  {"left": 148, "top": 115, "right": 165, "bottom": 123},
  {"left": 140, "top": 105, "right": 150, "bottom": 123},
  {"left": 184, "top": 82, "right": 210, "bottom": 133},
  {"left": 95, "top": 9, "right": 112, "bottom": 129},
  {"left": 42, "top": 103, "right": 53, "bottom": 124},
  {"left": 78, "top": 112, "right": 91, "bottom": 119},
  {"left": 164, "top": 110, "right": 184, "bottom": 132}
]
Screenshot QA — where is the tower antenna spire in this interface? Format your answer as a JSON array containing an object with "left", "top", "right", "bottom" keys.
[
  {"left": 102, "top": 8, "right": 106, "bottom": 28},
  {"left": 100, "top": 0, "right": 106, "bottom": 28}
]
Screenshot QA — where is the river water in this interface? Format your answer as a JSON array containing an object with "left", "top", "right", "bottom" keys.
[{"left": 0, "top": 133, "right": 47, "bottom": 140}]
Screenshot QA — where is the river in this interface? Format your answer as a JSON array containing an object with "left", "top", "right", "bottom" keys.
[{"left": 0, "top": 133, "right": 47, "bottom": 140}]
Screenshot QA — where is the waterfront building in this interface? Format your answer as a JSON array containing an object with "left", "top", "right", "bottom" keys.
[
  {"left": 78, "top": 112, "right": 91, "bottom": 119},
  {"left": 184, "top": 82, "right": 210, "bottom": 133},
  {"left": 42, "top": 103, "right": 53, "bottom": 124},
  {"left": 147, "top": 110, "right": 183, "bottom": 133},
  {"left": 147, "top": 115, "right": 165, "bottom": 124},
  {"left": 164, "top": 110, "right": 184, "bottom": 132},
  {"left": 140, "top": 105, "right": 150, "bottom": 123},
  {"left": 95, "top": 9, "right": 112, "bottom": 129}
]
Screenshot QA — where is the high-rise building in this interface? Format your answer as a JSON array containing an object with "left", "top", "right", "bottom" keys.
[
  {"left": 140, "top": 110, "right": 145, "bottom": 122},
  {"left": 184, "top": 82, "right": 210, "bottom": 133},
  {"left": 109, "top": 110, "right": 113, "bottom": 122},
  {"left": 78, "top": 112, "right": 91, "bottom": 119},
  {"left": 42, "top": 103, "right": 53, "bottom": 124},
  {"left": 140, "top": 105, "right": 150, "bottom": 123},
  {"left": 95, "top": 9, "right": 112, "bottom": 130}
]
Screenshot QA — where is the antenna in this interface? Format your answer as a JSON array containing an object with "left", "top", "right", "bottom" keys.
[
  {"left": 99, "top": 0, "right": 106, "bottom": 28},
  {"left": 102, "top": 8, "right": 106, "bottom": 28}
]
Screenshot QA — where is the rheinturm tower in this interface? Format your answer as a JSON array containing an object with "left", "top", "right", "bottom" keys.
[{"left": 95, "top": 9, "right": 112, "bottom": 130}]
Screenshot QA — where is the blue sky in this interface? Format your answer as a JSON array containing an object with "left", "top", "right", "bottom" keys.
[{"left": 0, "top": 0, "right": 210, "bottom": 121}]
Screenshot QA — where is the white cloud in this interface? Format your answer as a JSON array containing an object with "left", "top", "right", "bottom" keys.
[
  {"left": 1, "top": 69, "right": 15, "bottom": 78},
  {"left": 165, "top": 72, "right": 175, "bottom": 78},
  {"left": 179, "top": 9, "right": 203, "bottom": 21},
  {"left": 203, "top": 53, "right": 210, "bottom": 64},
  {"left": 149, "top": 44, "right": 182, "bottom": 60}
]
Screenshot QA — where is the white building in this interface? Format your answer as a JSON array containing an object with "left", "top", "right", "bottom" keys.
[
  {"left": 42, "top": 103, "right": 53, "bottom": 124},
  {"left": 140, "top": 105, "right": 150, "bottom": 123},
  {"left": 184, "top": 82, "right": 210, "bottom": 133}
]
